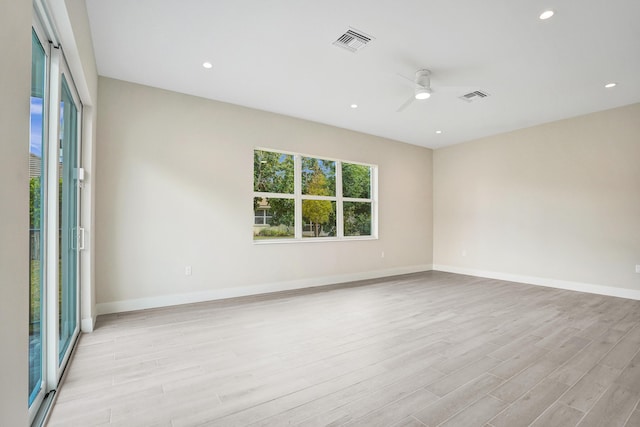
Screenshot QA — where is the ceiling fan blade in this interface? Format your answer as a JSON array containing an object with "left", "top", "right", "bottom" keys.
[
  {"left": 396, "top": 95, "right": 415, "bottom": 112},
  {"left": 396, "top": 73, "right": 415, "bottom": 85}
]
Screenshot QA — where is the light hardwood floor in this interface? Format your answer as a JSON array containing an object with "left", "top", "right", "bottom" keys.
[{"left": 47, "top": 271, "right": 640, "bottom": 427}]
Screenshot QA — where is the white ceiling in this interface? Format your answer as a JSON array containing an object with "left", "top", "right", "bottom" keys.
[{"left": 86, "top": 0, "right": 640, "bottom": 148}]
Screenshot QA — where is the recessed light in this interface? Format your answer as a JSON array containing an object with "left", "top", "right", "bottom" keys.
[
  {"left": 350, "top": 104, "right": 358, "bottom": 109},
  {"left": 539, "top": 10, "right": 555, "bottom": 20},
  {"left": 435, "top": 130, "right": 442, "bottom": 134},
  {"left": 202, "top": 62, "right": 213, "bottom": 69},
  {"left": 605, "top": 82, "right": 617, "bottom": 88}
]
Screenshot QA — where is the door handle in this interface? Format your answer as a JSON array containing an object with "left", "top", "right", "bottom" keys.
[{"left": 78, "top": 227, "right": 85, "bottom": 251}]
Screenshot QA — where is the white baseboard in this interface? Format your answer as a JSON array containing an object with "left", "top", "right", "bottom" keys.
[
  {"left": 96, "top": 264, "right": 434, "bottom": 315},
  {"left": 433, "top": 264, "right": 640, "bottom": 301},
  {"left": 81, "top": 316, "right": 96, "bottom": 332}
]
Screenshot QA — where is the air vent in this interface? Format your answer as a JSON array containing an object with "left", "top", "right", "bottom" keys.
[
  {"left": 459, "top": 90, "right": 490, "bottom": 103},
  {"left": 333, "top": 28, "right": 374, "bottom": 53}
]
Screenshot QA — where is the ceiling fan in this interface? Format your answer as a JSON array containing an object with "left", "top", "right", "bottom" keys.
[{"left": 396, "top": 69, "right": 433, "bottom": 112}]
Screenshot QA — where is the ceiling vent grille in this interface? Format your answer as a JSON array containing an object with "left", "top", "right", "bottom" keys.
[
  {"left": 459, "top": 90, "right": 490, "bottom": 103},
  {"left": 333, "top": 28, "right": 373, "bottom": 53}
]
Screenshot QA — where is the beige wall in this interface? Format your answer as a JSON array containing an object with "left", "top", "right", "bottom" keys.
[
  {"left": 434, "top": 103, "right": 640, "bottom": 293},
  {"left": 95, "top": 77, "right": 433, "bottom": 310},
  {"left": 0, "top": 0, "right": 31, "bottom": 424}
]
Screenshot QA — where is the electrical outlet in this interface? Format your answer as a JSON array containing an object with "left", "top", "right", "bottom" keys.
[
  {"left": 185, "top": 266, "right": 192, "bottom": 276},
  {"left": 462, "top": 249, "right": 467, "bottom": 257},
  {"left": 636, "top": 264, "right": 640, "bottom": 274},
  {"left": 381, "top": 251, "right": 385, "bottom": 258}
]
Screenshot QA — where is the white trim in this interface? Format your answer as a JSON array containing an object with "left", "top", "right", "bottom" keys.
[
  {"left": 96, "top": 264, "right": 434, "bottom": 315},
  {"left": 370, "top": 165, "right": 379, "bottom": 239},
  {"left": 253, "top": 235, "right": 378, "bottom": 245},
  {"left": 433, "top": 264, "right": 640, "bottom": 301},
  {"left": 80, "top": 316, "right": 95, "bottom": 333}
]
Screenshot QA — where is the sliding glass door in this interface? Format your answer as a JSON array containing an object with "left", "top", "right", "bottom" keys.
[
  {"left": 29, "top": 24, "right": 82, "bottom": 424},
  {"left": 57, "top": 74, "right": 80, "bottom": 364},
  {"left": 29, "top": 28, "right": 47, "bottom": 411}
]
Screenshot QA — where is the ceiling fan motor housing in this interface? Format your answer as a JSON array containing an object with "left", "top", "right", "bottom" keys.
[{"left": 416, "top": 69, "right": 431, "bottom": 88}]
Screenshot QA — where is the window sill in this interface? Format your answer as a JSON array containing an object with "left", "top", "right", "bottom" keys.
[{"left": 253, "top": 236, "right": 378, "bottom": 245}]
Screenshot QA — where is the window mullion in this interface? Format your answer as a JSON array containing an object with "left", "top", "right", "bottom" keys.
[
  {"left": 294, "top": 154, "right": 302, "bottom": 239},
  {"left": 299, "top": 195, "right": 336, "bottom": 201},
  {"left": 343, "top": 197, "right": 372, "bottom": 203},
  {"left": 336, "top": 161, "right": 343, "bottom": 238},
  {"left": 254, "top": 191, "right": 295, "bottom": 200}
]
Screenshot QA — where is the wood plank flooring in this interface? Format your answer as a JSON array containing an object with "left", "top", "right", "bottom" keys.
[{"left": 46, "top": 271, "right": 640, "bottom": 426}]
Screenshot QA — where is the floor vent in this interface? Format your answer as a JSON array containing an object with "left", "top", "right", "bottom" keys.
[
  {"left": 459, "top": 90, "right": 490, "bottom": 103},
  {"left": 333, "top": 28, "right": 373, "bottom": 53}
]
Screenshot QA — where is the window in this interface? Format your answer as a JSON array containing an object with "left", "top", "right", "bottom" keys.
[
  {"left": 254, "top": 208, "right": 272, "bottom": 225},
  {"left": 253, "top": 150, "right": 295, "bottom": 239},
  {"left": 342, "top": 162, "right": 373, "bottom": 237},
  {"left": 253, "top": 149, "right": 377, "bottom": 241},
  {"left": 301, "top": 156, "right": 336, "bottom": 238}
]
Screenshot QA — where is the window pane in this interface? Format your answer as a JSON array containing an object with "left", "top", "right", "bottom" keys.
[
  {"left": 29, "top": 29, "right": 46, "bottom": 407},
  {"left": 302, "top": 157, "right": 335, "bottom": 196},
  {"left": 254, "top": 150, "right": 294, "bottom": 194},
  {"left": 344, "top": 202, "right": 372, "bottom": 236},
  {"left": 342, "top": 163, "right": 371, "bottom": 199},
  {"left": 253, "top": 197, "right": 294, "bottom": 240},
  {"left": 302, "top": 200, "right": 336, "bottom": 238}
]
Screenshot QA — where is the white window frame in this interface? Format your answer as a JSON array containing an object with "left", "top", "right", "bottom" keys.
[{"left": 253, "top": 148, "right": 378, "bottom": 243}]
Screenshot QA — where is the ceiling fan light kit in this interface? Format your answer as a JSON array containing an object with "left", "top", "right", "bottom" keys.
[{"left": 415, "top": 87, "right": 431, "bottom": 99}]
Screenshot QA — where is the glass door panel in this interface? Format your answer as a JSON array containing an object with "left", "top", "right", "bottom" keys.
[
  {"left": 29, "top": 21, "right": 83, "bottom": 424},
  {"left": 29, "top": 29, "right": 47, "bottom": 408},
  {"left": 58, "top": 75, "right": 79, "bottom": 363}
]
